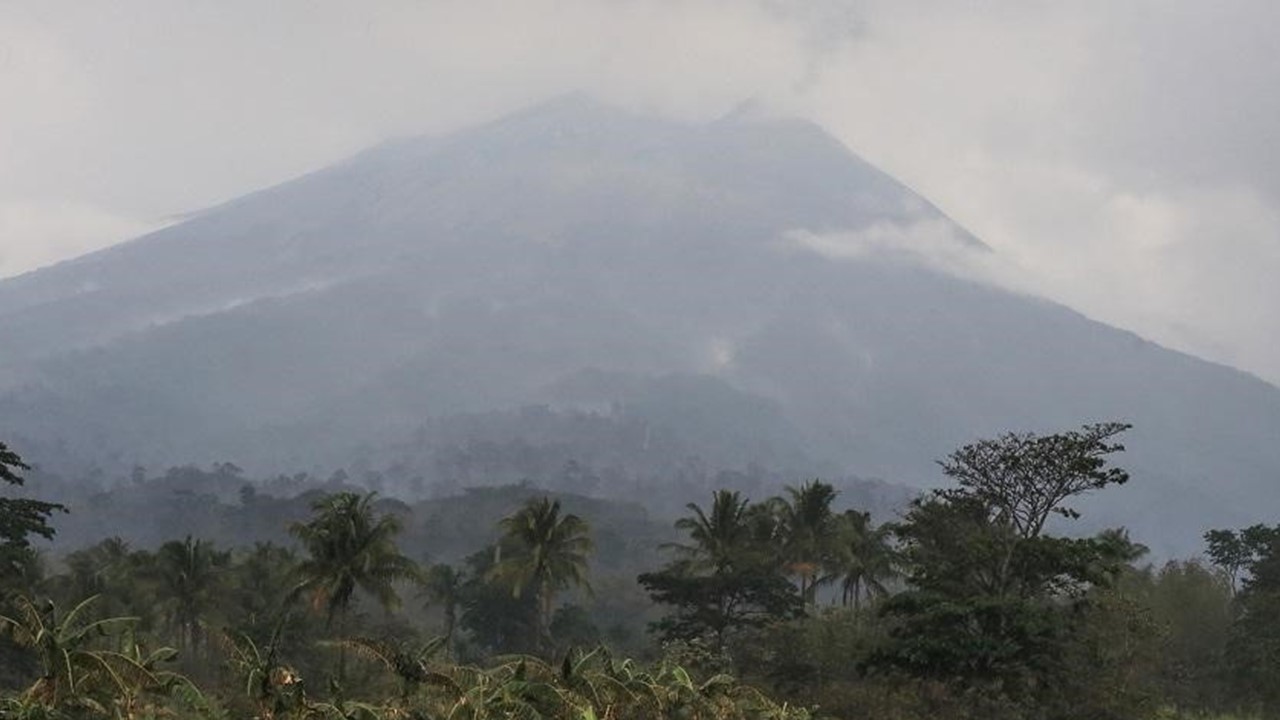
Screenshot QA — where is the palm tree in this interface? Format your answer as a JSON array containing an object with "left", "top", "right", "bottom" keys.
[
  {"left": 154, "top": 535, "right": 229, "bottom": 657},
  {"left": 289, "top": 492, "right": 419, "bottom": 629},
  {"left": 776, "top": 480, "right": 839, "bottom": 606},
  {"left": 668, "top": 490, "right": 753, "bottom": 573},
  {"left": 832, "top": 510, "right": 897, "bottom": 612},
  {"left": 488, "top": 496, "right": 593, "bottom": 653},
  {"left": 290, "top": 492, "right": 418, "bottom": 682}
]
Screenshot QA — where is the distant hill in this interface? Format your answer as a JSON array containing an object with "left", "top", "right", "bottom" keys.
[{"left": 2, "top": 96, "right": 1277, "bottom": 556}]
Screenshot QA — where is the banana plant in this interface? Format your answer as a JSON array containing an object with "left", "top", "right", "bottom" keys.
[
  {"left": 0, "top": 595, "right": 174, "bottom": 718},
  {"left": 222, "top": 620, "right": 306, "bottom": 720}
]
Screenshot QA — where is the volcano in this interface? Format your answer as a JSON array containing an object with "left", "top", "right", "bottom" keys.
[{"left": 2, "top": 97, "right": 1276, "bottom": 554}]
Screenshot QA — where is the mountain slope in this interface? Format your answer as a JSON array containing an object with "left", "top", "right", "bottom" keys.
[{"left": 1, "top": 97, "right": 1276, "bottom": 555}]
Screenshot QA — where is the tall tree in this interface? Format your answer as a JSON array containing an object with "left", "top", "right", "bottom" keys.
[
  {"left": 640, "top": 491, "right": 800, "bottom": 651},
  {"left": 154, "top": 536, "right": 229, "bottom": 657},
  {"left": 0, "top": 441, "right": 66, "bottom": 582},
  {"left": 932, "top": 421, "right": 1131, "bottom": 602},
  {"left": 488, "top": 496, "right": 593, "bottom": 653},
  {"left": 872, "top": 422, "right": 1135, "bottom": 712},
  {"left": 831, "top": 510, "right": 896, "bottom": 612},
  {"left": 289, "top": 492, "right": 418, "bottom": 629},
  {"left": 667, "top": 489, "right": 753, "bottom": 573},
  {"left": 1206, "top": 523, "right": 1280, "bottom": 715},
  {"left": 775, "top": 480, "right": 839, "bottom": 606},
  {"left": 1204, "top": 524, "right": 1280, "bottom": 595}
]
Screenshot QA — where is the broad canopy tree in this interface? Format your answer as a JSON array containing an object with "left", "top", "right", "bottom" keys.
[
  {"left": 872, "top": 422, "right": 1137, "bottom": 706},
  {"left": 640, "top": 490, "right": 801, "bottom": 650},
  {"left": 0, "top": 441, "right": 66, "bottom": 582},
  {"left": 1203, "top": 522, "right": 1280, "bottom": 715},
  {"left": 1204, "top": 524, "right": 1280, "bottom": 595}
]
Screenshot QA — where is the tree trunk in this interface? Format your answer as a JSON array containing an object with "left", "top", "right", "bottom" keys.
[
  {"left": 444, "top": 604, "right": 456, "bottom": 658},
  {"left": 538, "top": 583, "right": 555, "bottom": 657}
]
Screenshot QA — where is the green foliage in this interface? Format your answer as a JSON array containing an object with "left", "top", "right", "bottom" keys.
[
  {"left": 774, "top": 481, "right": 839, "bottom": 607},
  {"left": 936, "top": 421, "right": 1132, "bottom": 535},
  {"left": 1205, "top": 525, "right": 1280, "bottom": 594},
  {"left": 488, "top": 497, "right": 594, "bottom": 655},
  {"left": 667, "top": 490, "right": 755, "bottom": 574},
  {"left": 289, "top": 493, "right": 419, "bottom": 628},
  {"left": 1202, "top": 523, "right": 1280, "bottom": 717},
  {"left": 1137, "top": 560, "right": 1234, "bottom": 711},
  {"left": 459, "top": 546, "right": 539, "bottom": 657},
  {"left": 0, "top": 595, "right": 198, "bottom": 718},
  {"left": 228, "top": 542, "right": 305, "bottom": 646},
  {"left": 639, "top": 566, "right": 801, "bottom": 651},
  {"left": 4, "top": 422, "right": 1276, "bottom": 719},
  {"left": 222, "top": 622, "right": 308, "bottom": 720},
  {"left": 871, "top": 422, "right": 1136, "bottom": 716},
  {"left": 345, "top": 646, "right": 813, "bottom": 720},
  {"left": 154, "top": 536, "right": 231, "bottom": 658},
  {"left": 828, "top": 510, "right": 897, "bottom": 611},
  {"left": 419, "top": 563, "right": 465, "bottom": 657},
  {"left": 641, "top": 491, "right": 800, "bottom": 651},
  {"left": 0, "top": 442, "right": 66, "bottom": 584}
]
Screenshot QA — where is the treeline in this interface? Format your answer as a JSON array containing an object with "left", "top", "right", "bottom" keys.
[
  {"left": 25, "top": 398, "right": 912, "bottom": 522},
  {"left": 25, "top": 448, "right": 908, "bottom": 555},
  {"left": 2, "top": 425, "right": 1279, "bottom": 718}
]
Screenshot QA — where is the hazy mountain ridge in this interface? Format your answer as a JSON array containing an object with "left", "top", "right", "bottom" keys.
[{"left": 1, "top": 97, "right": 1277, "bottom": 555}]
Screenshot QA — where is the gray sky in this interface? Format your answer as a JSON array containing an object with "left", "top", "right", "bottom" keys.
[{"left": 2, "top": 0, "right": 1278, "bottom": 385}]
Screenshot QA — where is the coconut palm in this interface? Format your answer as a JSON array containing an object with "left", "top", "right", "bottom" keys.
[
  {"left": 832, "top": 510, "right": 897, "bottom": 612},
  {"left": 290, "top": 492, "right": 419, "bottom": 682},
  {"left": 668, "top": 490, "right": 754, "bottom": 573},
  {"left": 289, "top": 492, "right": 419, "bottom": 628},
  {"left": 488, "top": 497, "right": 593, "bottom": 653},
  {"left": 775, "top": 480, "right": 840, "bottom": 606},
  {"left": 154, "top": 535, "right": 230, "bottom": 656}
]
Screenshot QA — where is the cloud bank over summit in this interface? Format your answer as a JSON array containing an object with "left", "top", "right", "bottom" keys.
[{"left": 3, "top": 2, "right": 1276, "bottom": 385}]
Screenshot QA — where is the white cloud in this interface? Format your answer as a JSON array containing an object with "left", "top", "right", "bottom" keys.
[
  {"left": 0, "top": 0, "right": 1277, "bottom": 383},
  {"left": 791, "top": 1, "right": 1280, "bottom": 384},
  {"left": 786, "top": 217, "right": 1036, "bottom": 293}
]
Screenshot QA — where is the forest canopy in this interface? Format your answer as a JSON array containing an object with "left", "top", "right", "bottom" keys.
[{"left": 0, "top": 424, "right": 1271, "bottom": 719}]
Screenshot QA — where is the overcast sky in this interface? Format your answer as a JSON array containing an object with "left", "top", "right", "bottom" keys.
[{"left": 2, "top": 0, "right": 1278, "bottom": 385}]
